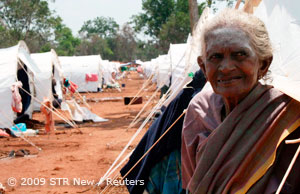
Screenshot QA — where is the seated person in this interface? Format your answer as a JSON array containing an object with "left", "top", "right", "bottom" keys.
[{"left": 181, "top": 9, "right": 300, "bottom": 194}]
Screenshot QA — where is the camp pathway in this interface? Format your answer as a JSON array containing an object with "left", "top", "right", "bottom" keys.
[{"left": 0, "top": 71, "right": 159, "bottom": 194}]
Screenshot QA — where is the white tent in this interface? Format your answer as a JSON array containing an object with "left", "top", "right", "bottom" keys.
[
  {"left": 0, "top": 41, "right": 41, "bottom": 128},
  {"left": 141, "top": 61, "right": 153, "bottom": 78},
  {"left": 31, "top": 49, "right": 64, "bottom": 110},
  {"left": 162, "top": 8, "right": 211, "bottom": 107},
  {"left": 254, "top": 0, "right": 300, "bottom": 102},
  {"left": 101, "top": 59, "right": 115, "bottom": 86},
  {"left": 59, "top": 55, "right": 102, "bottom": 92},
  {"left": 168, "top": 43, "right": 188, "bottom": 86},
  {"left": 156, "top": 54, "right": 171, "bottom": 88}
]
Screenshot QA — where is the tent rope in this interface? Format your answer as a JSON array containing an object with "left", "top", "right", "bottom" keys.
[
  {"left": 126, "top": 87, "right": 160, "bottom": 130},
  {"left": 128, "top": 75, "right": 153, "bottom": 105},
  {"left": 0, "top": 109, "right": 42, "bottom": 151},
  {"left": 17, "top": 61, "right": 77, "bottom": 127},
  {"left": 99, "top": 94, "right": 174, "bottom": 191},
  {"left": 276, "top": 138, "right": 300, "bottom": 194},
  {"left": 18, "top": 59, "right": 62, "bottom": 112},
  {"left": 100, "top": 110, "right": 187, "bottom": 194},
  {"left": 97, "top": 91, "right": 166, "bottom": 188},
  {"left": 18, "top": 87, "right": 79, "bottom": 130}
]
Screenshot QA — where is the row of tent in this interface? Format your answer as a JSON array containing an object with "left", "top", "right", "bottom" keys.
[
  {"left": 0, "top": 41, "right": 124, "bottom": 128},
  {"left": 98, "top": 0, "right": 300, "bottom": 189},
  {"left": 138, "top": 0, "right": 300, "bottom": 108}
]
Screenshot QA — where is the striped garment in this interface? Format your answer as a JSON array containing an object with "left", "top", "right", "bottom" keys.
[{"left": 182, "top": 83, "right": 300, "bottom": 193}]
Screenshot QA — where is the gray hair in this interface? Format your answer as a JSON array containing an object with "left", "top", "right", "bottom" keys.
[{"left": 201, "top": 9, "right": 273, "bottom": 62}]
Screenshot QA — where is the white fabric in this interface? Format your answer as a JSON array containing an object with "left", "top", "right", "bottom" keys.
[
  {"left": 62, "top": 100, "right": 108, "bottom": 122},
  {"left": 254, "top": 0, "right": 300, "bottom": 102},
  {"left": 31, "top": 50, "right": 64, "bottom": 110},
  {"left": 101, "top": 60, "right": 113, "bottom": 85},
  {"left": 59, "top": 55, "right": 102, "bottom": 92},
  {"left": 168, "top": 43, "right": 188, "bottom": 86},
  {"left": 0, "top": 41, "right": 38, "bottom": 128}
]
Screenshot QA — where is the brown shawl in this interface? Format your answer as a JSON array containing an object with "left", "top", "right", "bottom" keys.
[{"left": 181, "top": 83, "right": 300, "bottom": 193}]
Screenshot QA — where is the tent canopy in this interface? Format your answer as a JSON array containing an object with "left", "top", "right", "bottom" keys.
[
  {"left": 60, "top": 55, "right": 102, "bottom": 92},
  {"left": 0, "top": 41, "right": 40, "bottom": 127}
]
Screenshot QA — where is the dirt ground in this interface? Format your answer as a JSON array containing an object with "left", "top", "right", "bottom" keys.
[{"left": 0, "top": 71, "right": 160, "bottom": 194}]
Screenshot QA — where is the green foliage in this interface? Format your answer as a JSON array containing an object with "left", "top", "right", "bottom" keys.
[
  {"left": 79, "top": 17, "right": 119, "bottom": 39},
  {"left": 131, "top": 0, "right": 175, "bottom": 38},
  {"left": 130, "top": 0, "right": 206, "bottom": 56},
  {"left": 135, "top": 40, "right": 160, "bottom": 61},
  {"left": 76, "top": 35, "right": 114, "bottom": 59},
  {"left": 0, "top": 0, "right": 80, "bottom": 55},
  {"left": 54, "top": 23, "right": 80, "bottom": 56},
  {"left": 0, "top": 0, "right": 243, "bottom": 62},
  {"left": 206, "top": 0, "right": 244, "bottom": 12},
  {"left": 77, "top": 22, "right": 139, "bottom": 62},
  {"left": 158, "top": 11, "right": 190, "bottom": 52},
  {"left": 0, "top": 0, "right": 59, "bottom": 51}
]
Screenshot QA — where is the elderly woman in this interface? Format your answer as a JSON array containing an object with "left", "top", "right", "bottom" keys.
[{"left": 181, "top": 9, "right": 300, "bottom": 194}]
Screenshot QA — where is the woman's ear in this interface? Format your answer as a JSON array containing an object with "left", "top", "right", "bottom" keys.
[
  {"left": 197, "top": 56, "right": 207, "bottom": 79},
  {"left": 259, "top": 56, "right": 273, "bottom": 78}
]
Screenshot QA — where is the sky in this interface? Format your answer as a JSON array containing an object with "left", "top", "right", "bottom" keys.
[
  {"left": 49, "top": 0, "right": 143, "bottom": 36},
  {"left": 48, "top": 0, "right": 223, "bottom": 38}
]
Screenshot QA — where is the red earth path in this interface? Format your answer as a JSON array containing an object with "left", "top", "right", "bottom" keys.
[{"left": 0, "top": 71, "right": 160, "bottom": 194}]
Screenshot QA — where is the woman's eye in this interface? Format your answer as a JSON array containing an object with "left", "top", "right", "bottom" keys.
[{"left": 209, "top": 53, "right": 223, "bottom": 61}]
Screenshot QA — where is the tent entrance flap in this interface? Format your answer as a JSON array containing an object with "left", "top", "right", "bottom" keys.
[{"left": 15, "top": 64, "right": 32, "bottom": 123}]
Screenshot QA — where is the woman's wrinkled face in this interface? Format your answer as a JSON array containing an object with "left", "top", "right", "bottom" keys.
[{"left": 201, "top": 27, "right": 262, "bottom": 100}]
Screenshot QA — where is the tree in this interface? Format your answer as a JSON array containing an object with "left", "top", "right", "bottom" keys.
[
  {"left": 158, "top": 12, "right": 190, "bottom": 52},
  {"left": 188, "top": 0, "right": 199, "bottom": 33},
  {"left": 77, "top": 17, "right": 120, "bottom": 60},
  {"left": 113, "top": 24, "right": 137, "bottom": 61},
  {"left": 0, "top": 0, "right": 60, "bottom": 51},
  {"left": 135, "top": 40, "right": 161, "bottom": 61},
  {"left": 206, "top": 0, "right": 244, "bottom": 11},
  {"left": 76, "top": 35, "right": 113, "bottom": 59},
  {"left": 131, "top": 0, "right": 175, "bottom": 38},
  {"left": 54, "top": 22, "right": 80, "bottom": 56},
  {"left": 79, "top": 16, "right": 119, "bottom": 39}
]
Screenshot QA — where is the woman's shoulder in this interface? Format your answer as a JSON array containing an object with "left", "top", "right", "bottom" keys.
[
  {"left": 189, "top": 89, "right": 223, "bottom": 112},
  {"left": 184, "top": 88, "right": 223, "bottom": 129}
]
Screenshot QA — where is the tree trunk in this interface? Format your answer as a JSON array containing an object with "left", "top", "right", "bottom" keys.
[{"left": 188, "top": 0, "right": 199, "bottom": 35}]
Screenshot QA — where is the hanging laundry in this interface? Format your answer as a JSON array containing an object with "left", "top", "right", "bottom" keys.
[
  {"left": 63, "top": 78, "right": 70, "bottom": 87},
  {"left": 40, "top": 98, "right": 55, "bottom": 133},
  {"left": 69, "top": 81, "right": 78, "bottom": 93},
  {"left": 11, "top": 81, "right": 23, "bottom": 113},
  {"left": 85, "top": 73, "right": 98, "bottom": 82}
]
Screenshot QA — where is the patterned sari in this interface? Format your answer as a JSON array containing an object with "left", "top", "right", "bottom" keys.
[{"left": 182, "top": 83, "right": 300, "bottom": 193}]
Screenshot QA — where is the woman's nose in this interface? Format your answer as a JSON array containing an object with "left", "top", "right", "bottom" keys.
[{"left": 218, "top": 58, "right": 236, "bottom": 73}]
